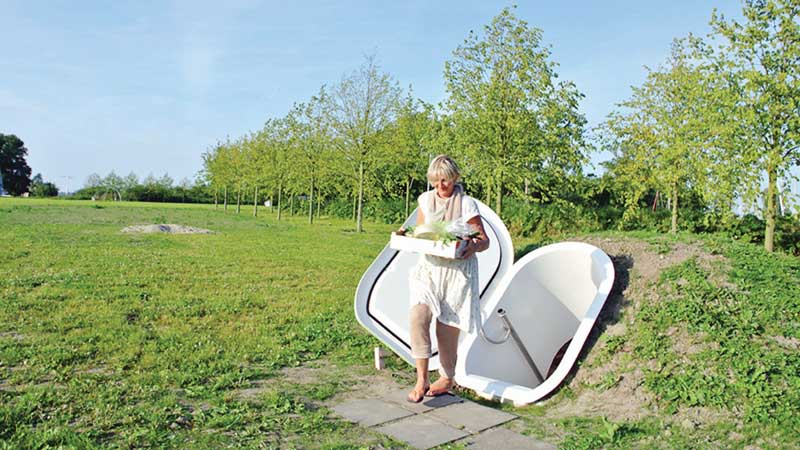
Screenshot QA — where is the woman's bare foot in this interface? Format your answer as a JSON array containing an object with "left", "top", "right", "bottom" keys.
[
  {"left": 426, "top": 377, "right": 454, "bottom": 396},
  {"left": 407, "top": 380, "right": 429, "bottom": 403}
]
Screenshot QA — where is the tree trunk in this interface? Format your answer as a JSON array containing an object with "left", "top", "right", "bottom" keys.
[
  {"left": 290, "top": 194, "right": 294, "bottom": 216},
  {"left": 670, "top": 182, "right": 678, "bottom": 234},
  {"left": 308, "top": 178, "right": 314, "bottom": 225},
  {"left": 277, "top": 183, "right": 283, "bottom": 221},
  {"left": 495, "top": 180, "right": 503, "bottom": 217},
  {"left": 224, "top": 186, "right": 228, "bottom": 212},
  {"left": 404, "top": 178, "right": 413, "bottom": 218},
  {"left": 214, "top": 189, "right": 218, "bottom": 210},
  {"left": 357, "top": 159, "right": 364, "bottom": 232},
  {"left": 253, "top": 186, "right": 259, "bottom": 217},
  {"left": 352, "top": 194, "right": 357, "bottom": 221},
  {"left": 236, "top": 188, "right": 241, "bottom": 214},
  {"left": 765, "top": 165, "right": 777, "bottom": 252}
]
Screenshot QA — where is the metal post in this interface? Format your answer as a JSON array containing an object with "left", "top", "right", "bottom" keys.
[{"left": 497, "top": 309, "right": 545, "bottom": 384}]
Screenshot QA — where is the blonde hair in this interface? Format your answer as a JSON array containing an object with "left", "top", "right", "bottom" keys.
[{"left": 427, "top": 155, "right": 461, "bottom": 184}]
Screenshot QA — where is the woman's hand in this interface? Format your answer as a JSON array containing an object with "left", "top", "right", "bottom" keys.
[
  {"left": 459, "top": 239, "right": 472, "bottom": 259},
  {"left": 459, "top": 237, "right": 479, "bottom": 259},
  {"left": 461, "top": 216, "right": 490, "bottom": 258}
]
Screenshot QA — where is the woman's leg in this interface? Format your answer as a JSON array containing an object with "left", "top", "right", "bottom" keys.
[
  {"left": 408, "top": 304, "right": 433, "bottom": 402},
  {"left": 428, "top": 320, "right": 460, "bottom": 396}
]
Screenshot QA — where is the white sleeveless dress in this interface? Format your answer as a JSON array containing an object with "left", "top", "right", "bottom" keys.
[{"left": 408, "top": 191, "right": 481, "bottom": 333}]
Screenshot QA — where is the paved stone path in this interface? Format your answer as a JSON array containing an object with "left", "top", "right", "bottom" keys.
[{"left": 332, "top": 387, "right": 555, "bottom": 450}]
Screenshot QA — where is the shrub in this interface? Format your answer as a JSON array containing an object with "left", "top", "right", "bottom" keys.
[{"left": 502, "top": 198, "right": 603, "bottom": 238}]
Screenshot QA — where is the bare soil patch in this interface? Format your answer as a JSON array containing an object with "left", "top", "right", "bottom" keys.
[
  {"left": 121, "top": 224, "right": 214, "bottom": 234},
  {"left": 0, "top": 331, "right": 24, "bottom": 341},
  {"left": 230, "top": 379, "right": 273, "bottom": 402}
]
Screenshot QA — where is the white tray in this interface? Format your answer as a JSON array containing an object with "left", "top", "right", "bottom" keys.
[{"left": 389, "top": 232, "right": 467, "bottom": 259}]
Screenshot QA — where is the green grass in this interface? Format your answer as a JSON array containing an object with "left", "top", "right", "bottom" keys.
[
  {"left": 631, "top": 237, "right": 800, "bottom": 446},
  {"left": 2, "top": 199, "right": 799, "bottom": 449},
  {"left": 0, "top": 198, "right": 395, "bottom": 449}
]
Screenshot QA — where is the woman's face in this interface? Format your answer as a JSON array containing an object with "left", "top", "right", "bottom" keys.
[{"left": 433, "top": 176, "right": 456, "bottom": 198}]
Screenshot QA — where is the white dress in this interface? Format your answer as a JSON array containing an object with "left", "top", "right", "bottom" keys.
[{"left": 409, "top": 191, "right": 481, "bottom": 333}]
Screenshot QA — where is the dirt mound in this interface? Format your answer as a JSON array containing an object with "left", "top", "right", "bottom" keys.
[
  {"left": 121, "top": 224, "right": 214, "bottom": 234},
  {"left": 542, "top": 236, "right": 729, "bottom": 425}
]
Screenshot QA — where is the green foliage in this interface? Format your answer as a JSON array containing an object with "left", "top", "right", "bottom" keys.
[
  {"left": 0, "top": 134, "right": 32, "bottom": 196},
  {"left": 502, "top": 198, "right": 603, "bottom": 239},
  {"left": 558, "top": 416, "right": 650, "bottom": 450},
  {"left": 320, "top": 197, "right": 406, "bottom": 225},
  {"left": 328, "top": 54, "right": 402, "bottom": 232},
  {"left": 706, "top": 0, "right": 800, "bottom": 251},
  {"left": 28, "top": 174, "right": 59, "bottom": 198},
  {"left": 72, "top": 172, "right": 212, "bottom": 204},
  {"left": 444, "top": 6, "right": 587, "bottom": 215},
  {"left": 600, "top": 39, "right": 728, "bottom": 234},
  {"left": 724, "top": 213, "right": 800, "bottom": 256}
]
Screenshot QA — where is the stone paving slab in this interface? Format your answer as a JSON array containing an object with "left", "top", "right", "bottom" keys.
[
  {"left": 465, "top": 427, "right": 557, "bottom": 450},
  {"left": 331, "top": 398, "right": 414, "bottom": 427},
  {"left": 374, "top": 386, "right": 464, "bottom": 413},
  {"left": 426, "top": 400, "right": 516, "bottom": 433},
  {"left": 375, "top": 413, "right": 470, "bottom": 450}
]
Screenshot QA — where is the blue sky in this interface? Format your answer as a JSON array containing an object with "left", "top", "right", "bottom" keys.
[{"left": 1, "top": 1, "right": 745, "bottom": 193}]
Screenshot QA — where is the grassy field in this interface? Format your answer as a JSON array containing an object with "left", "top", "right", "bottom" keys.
[
  {"left": 0, "top": 198, "right": 399, "bottom": 449},
  {"left": 1, "top": 198, "right": 798, "bottom": 449}
]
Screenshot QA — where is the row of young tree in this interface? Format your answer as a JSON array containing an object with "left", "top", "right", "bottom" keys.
[
  {"left": 601, "top": 0, "right": 799, "bottom": 252},
  {"left": 200, "top": 2, "right": 798, "bottom": 253},
  {"left": 202, "top": 8, "right": 588, "bottom": 232},
  {"left": 73, "top": 172, "right": 211, "bottom": 203}
]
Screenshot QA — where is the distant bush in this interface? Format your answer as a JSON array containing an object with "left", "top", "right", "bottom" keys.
[
  {"left": 322, "top": 198, "right": 354, "bottom": 219},
  {"left": 70, "top": 185, "right": 213, "bottom": 204},
  {"left": 776, "top": 215, "right": 800, "bottom": 256},
  {"left": 502, "top": 198, "right": 605, "bottom": 239},
  {"left": 364, "top": 198, "right": 405, "bottom": 224},
  {"left": 320, "top": 197, "right": 405, "bottom": 224}
]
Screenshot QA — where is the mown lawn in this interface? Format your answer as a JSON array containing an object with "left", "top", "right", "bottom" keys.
[
  {"left": 0, "top": 198, "right": 398, "bottom": 449},
  {"left": 2, "top": 199, "right": 798, "bottom": 449}
]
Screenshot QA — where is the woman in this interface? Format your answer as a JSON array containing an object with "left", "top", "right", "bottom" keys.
[{"left": 402, "top": 155, "right": 490, "bottom": 403}]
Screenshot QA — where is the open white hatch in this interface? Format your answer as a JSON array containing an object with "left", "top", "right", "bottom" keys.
[
  {"left": 354, "top": 204, "right": 614, "bottom": 405},
  {"left": 456, "top": 241, "right": 615, "bottom": 406}
]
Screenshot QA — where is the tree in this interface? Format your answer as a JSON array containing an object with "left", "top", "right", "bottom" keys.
[
  {"left": 443, "top": 6, "right": 587, "bottom": 216},
  {"left": 287, "top": 87, "right": 334, "bottom": 224},
  {"left": 708, "top": 0, "right": 800, "bottom": 251},
  {"left": 177, "top": 177, "right": 192, "bottom": 203},
  {"left": 391, "top": 93, "right": 438, "bottom": 217},
  {"left": 103, "top": 172, "right": 124, "bottom": 201},
  {"left": 0, "top": 134, "right": 32, "bottom": 195},
  {"left": 328, "top": 54, "right": 401, "bottom": 232},
  {"left": 202, "top": 142, "right": 232, "bottom": 210},
  {"left": 29, "top": 173, "right": 59, "bottom": 197},
  {"left": 256, "top": 118, "right": 292, "bottom": 220},
  {"left": 123, "top": 172, "right": 139, "bottom": 199},
  {"left": 601, "top": 40, "right": 717, "bottom": 233}
]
